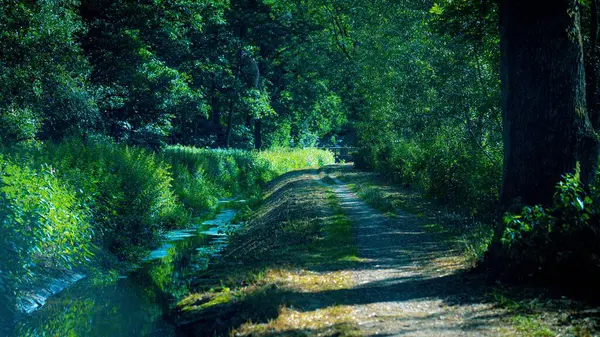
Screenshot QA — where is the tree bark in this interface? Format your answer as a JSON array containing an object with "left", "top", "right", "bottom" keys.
[
  {"left": 499, "top": 0, "right": 588, "bottom": 208},
  {"left": 225, "top": 96, "right": 234, "bottom": 148},
  {"left": 254, "top": 119, "right": 262, "bottom": 150},
  {"left": 210, "top": 78, "right": 225, "bottom": 148},
  {"left": 581, "top": 0, "right": 600, "bottom": 185},
  {"left": 246, "top": 55, "right": 262, "bottom": 150},
  {"left": 493, "top": 0, "right": 590, "bottom": 246}
]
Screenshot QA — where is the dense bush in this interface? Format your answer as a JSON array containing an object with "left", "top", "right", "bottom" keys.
[
  {"left": 358, "top": 133, "right": 502, "bottom": 216},
  {"left": 500, "top": 174, "right": 600, "bottom": 284},
  {"left": 0, "top": 157, "right": 94, "bottom": 307},
  {"left": 15, "top": 140, "right": 188, "bottom": 260}
]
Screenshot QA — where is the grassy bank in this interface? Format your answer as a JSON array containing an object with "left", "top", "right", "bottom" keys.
[
  {"left": 175, "top": 170, "right": 361, "bottom": 337},
  {"left": 163, "top": 145, "right": 336, "bottom": 211},
  {"left": 0, "top": 139, "right": 334, "bottom": 313}
]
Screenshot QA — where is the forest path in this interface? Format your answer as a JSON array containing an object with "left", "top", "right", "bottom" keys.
[{"left": 324, "top": 174, "right": 511, "bottom": 336}]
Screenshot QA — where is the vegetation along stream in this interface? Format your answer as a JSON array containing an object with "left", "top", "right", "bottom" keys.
[
  {"left": 15, "top": 201, "right": 243, "bottom": 337},
  {"left": 5, "top": 0, "right": 600, "bottom": 335}
]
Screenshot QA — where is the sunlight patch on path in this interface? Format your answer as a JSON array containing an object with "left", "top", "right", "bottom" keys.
[{"left": 325, "top": 175, "right": 514, "bottom": 337}]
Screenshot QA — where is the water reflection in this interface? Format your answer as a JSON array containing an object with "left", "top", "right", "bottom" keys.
[{"left": 16, "top": 206, "right": 240, "bottom": 337}]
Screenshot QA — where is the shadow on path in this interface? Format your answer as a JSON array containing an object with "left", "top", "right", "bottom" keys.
[{"left": 177, "top": 168, "right": 512, "bottom": 336}]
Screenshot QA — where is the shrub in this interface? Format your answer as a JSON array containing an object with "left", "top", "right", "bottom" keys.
[
  {"left": 0, "top": 157, "right": 93, "bottom": 306},
  {"left": 500, "top": 174, "right": 600, "bottom": 284},
  {"left": 168, "top": 162, "right": 218, "bottom": 214},
  {"left": 359, "top": 131, "right": 502, "bottom": 216},
  {"left": 2, "top": 139, "right": 188, "bottom": 261},
  {"left": 163, "top": 146, "right": 335, "bottom": 200},
  {"left": 422, "top": 132, "right": 501, "bottom": 215}
]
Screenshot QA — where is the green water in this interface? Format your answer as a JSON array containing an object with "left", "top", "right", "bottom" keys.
[{"left": 15, "top": 208, "right": 239, "bottom": 337}]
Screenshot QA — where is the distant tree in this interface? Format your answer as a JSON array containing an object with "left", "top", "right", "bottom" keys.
[{"left": 0, "top": 0, "right": 98, "bottom": 143}]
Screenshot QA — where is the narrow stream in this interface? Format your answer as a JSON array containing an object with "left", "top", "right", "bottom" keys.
[{"left": 15, "top": 202, "right": 242, "bottom": 337}]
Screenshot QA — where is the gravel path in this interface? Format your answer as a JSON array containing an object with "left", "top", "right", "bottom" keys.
[{"left": 327, "top": 177, "right": 512, "bottom": 336}]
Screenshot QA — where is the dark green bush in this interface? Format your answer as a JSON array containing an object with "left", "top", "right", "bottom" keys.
[{"left": 501, "top": 174, "right": 600, "bottom": 284}]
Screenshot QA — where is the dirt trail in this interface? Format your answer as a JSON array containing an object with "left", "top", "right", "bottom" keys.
[
  {"left": 177, "top": 169, "right": 593, "bottom": 336},
  {"left": 326, "top": 176, "right": 511, "bottom": 336}
]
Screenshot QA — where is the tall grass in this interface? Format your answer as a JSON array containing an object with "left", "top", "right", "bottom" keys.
[
  {"left": 0, "top": 139, "right": 334, "bottom": 311},
  {"left": 163, "top": 145, "right": 335, "bottom": 203}
]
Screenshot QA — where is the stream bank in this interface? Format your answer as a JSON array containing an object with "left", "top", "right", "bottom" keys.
[{"left": 14, "top": 201, "right": 244, "bottom": 337}]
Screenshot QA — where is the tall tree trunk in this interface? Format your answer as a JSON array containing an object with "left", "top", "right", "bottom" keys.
[
  {"left": 226, "top": 49, "right": 244, "bottom": 149},
  {"left": 210, "top": 78, "right": 225, "bottom": 148},
  {"left": 582, "top": 0, "right": 600, "bottom": 185},
  {"left": 493, "top": 0, "right": 589, "bottom": 245},
  {"left": 247, "top": 55, "right": 262, "bottom": 150},
  {"left": 225, "top": 97, "right": 234, "bottom": 148},
  {"left": 254, "top": 119, "right": 262, "bottom": 150}
]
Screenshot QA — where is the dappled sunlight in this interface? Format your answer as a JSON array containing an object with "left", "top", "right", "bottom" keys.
[
  {"left": 262, "top": 269, "right": 353, "bottom": 293},
  {"left": 320, "top": 167, "right": 517, "bottom": 336},
  {"left": 3, "top": 0, "right": 599, "bottom": 335},
  {"left": 237, "top": 305, "right": 361, "bottom": 337},
  {"left": 174, "top": 167, "right": 596, "bottom": 336}
]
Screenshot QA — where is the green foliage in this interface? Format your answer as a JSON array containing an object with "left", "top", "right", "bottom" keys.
[
  {"left": 359, "top": 131, "right": 502, "bottom": 216},
  {"left": 0, "top": 106, "right": 41, "bottom": 144},
  {"left": 257, "top": 148, "right": 336, "bottom": 178},
  {"left": 0, "top": 0, "right": 349, "bottom": 149},
  {"left": 4, "top": 139, "right": 188, "bottom": 261},
  {"left": 501, "top": 174, "right": 600, "bottom": 282},
  {"left": 422, "top": 131, "right": 502, "bottom": 215},
  {"left": 0, "top": 0, "right": 98, "bottom": 141},
  {"left": 0, "top": 140, "right": 333, "bottom": 316},
  {"left": 0, "top": 156, "right": 93, "bottom": 306},
  {"left": 327, "top": 0, "right": 504, "bottom": 216},
  {"left": 164, "top": 145, "right": 335, "bottom": 202}
]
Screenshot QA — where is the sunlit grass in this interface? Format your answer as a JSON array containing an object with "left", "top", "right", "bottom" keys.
[
  {"left": 512, "top": 316, "right": 556, "bottom": 337},
  {"left": 176, "top": 177, "right": 360, "bottom": 336},
  {"left": 236, "top": 306, "right": 361, "bottom": 337}
]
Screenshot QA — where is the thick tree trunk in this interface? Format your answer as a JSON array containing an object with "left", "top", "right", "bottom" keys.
[
  {"left": 499, "top": 0, "right": 588, "bottom": 208},
  {"left": 582, "top": 0, "right": 600, "bottom": 185},
  {"left": 492, "top": 0, "right": 590, "bottom": 247}
]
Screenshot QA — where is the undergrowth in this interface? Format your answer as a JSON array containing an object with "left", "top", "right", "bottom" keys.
[
  {"left": 0, "top": 139, "right": 334, "bottom": 315},
  {"left": 499, "top": 173, "right": 600, "bottom": 287}
]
